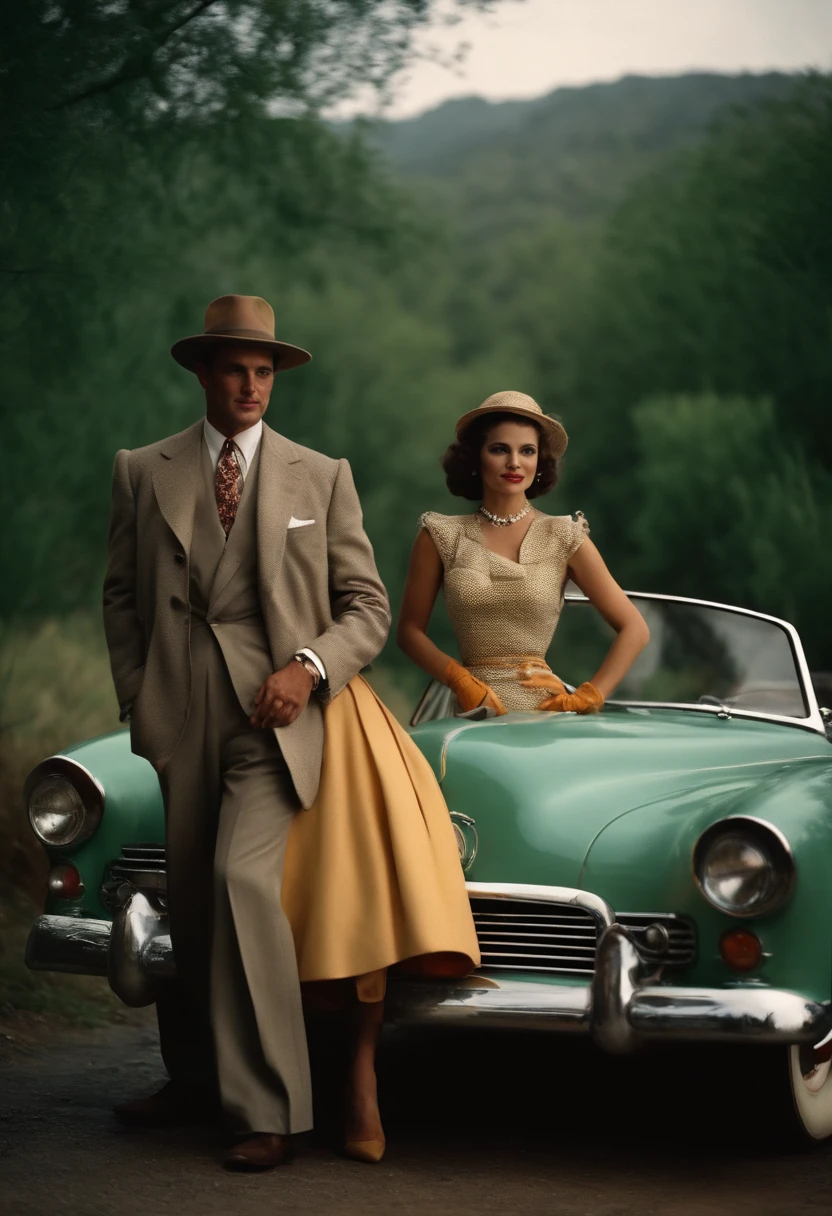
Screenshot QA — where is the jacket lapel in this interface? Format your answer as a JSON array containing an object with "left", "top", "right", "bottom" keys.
[
  {"left": 257, "top": 424, "right": 302, "bottom": 596},
  {"left": 151, "top": 420, "right": 203, "bottom": 554}
]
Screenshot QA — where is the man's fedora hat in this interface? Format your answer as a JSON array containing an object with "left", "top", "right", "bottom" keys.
[
  {"left": 171, "top": 294, "right": 312, "bottom": 373},
  {"left": 455, "top": 391, "right": 568, "bottom": 457}
]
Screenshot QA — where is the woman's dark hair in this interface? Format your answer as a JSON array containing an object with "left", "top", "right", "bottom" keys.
[{"left": 441, "top": 411, "right": 561, "bottom": 500}]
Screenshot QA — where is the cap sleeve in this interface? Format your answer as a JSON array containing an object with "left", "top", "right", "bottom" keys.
[
  {"left": 419, "top": 511, "right": 458, "bottom": 568},
  {"left": 566, "top": 510, "right": 590, "bottom": 559}
]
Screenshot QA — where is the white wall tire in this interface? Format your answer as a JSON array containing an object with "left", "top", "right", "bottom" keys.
[{"left": 789, "top": 1044, "right": 832, "bottom": 1142}]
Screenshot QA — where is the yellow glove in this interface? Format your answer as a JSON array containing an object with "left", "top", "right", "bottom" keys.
[
  {"left": 519, "top": 670, "right": 569, "bottom": 697},
  {"left": 443, "top": 659, "right": 507, "bottom": 716},
  {"left": 537, "top": 681, "right": 604, "bottom": 714}
]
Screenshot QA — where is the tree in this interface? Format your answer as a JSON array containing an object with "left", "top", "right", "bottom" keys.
[
  {"left": 566, "top": 73, "right": 832, "bottom": 523},
  {"left": 629, "top": 394, "right": 832, "bottom": 668},
  {"left": 0, "top": 1, "right": 506, "bottom": 619}
]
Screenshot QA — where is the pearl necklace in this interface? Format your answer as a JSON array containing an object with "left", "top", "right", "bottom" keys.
[{"left": 478, "top": 502, "right": 532, "bottom": 528}]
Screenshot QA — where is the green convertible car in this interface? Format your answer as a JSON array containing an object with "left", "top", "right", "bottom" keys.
[{"left": 24, "top": 591, "right": 832, "bottom": 1141}]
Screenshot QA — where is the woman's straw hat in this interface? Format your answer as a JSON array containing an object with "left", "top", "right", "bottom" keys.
[
  {"left": 171, "top": 294, "right": 311, "bottom": 373},
  {"left": 455, "top": 391, "right": 568, "bottom": 457}
]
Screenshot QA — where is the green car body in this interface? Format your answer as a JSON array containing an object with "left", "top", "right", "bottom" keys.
[
  {"left": 22, "top": 592, "right": 832, "bottom": 1141},
  {"left": 412, "top": 708, "right": 832, "bottom": 1001}
]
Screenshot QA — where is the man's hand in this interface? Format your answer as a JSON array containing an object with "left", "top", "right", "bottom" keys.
[{"left": 251, "top": 661, "right": 314, "bottom": 729}]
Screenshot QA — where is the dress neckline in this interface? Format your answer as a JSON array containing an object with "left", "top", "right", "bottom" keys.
[{"left": 467, "top": 510, "right": 543, "bottom": 566}]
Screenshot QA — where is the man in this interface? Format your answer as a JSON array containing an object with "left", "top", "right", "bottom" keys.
[{"left": 102, "top": 294, "right": 391, "bottom": 1169}]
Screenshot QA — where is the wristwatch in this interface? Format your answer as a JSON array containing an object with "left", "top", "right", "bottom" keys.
[{"left": 293, "top": 653, "right": 321, "bottom": 692}]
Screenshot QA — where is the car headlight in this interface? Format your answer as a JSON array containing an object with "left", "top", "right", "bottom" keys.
[
  {"left": 450, "top": 812, "right": 478, "bottom": 872},
  {"left": 24, "top": 757, "right": 104, "bottom": 850},
  {"left": 693, "top": 816, "right": 795, "bottom": 918}
]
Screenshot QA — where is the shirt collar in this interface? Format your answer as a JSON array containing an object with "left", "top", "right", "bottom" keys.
[{"left": 203, "top": 417, "right": 263, "bottom": 477}]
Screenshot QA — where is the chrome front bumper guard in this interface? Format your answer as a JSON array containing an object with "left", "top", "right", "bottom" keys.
[
  {"left": 27, "top": 892, "right": 174, "bottom": 1007},
  {"left": 26, "top": 898, "right": 832, "bottom": 1049}
]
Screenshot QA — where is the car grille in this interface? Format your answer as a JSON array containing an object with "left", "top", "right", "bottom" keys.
[
  {"left": 617, "top": 911, "right": 697, "bottom": 967},
  {"left": 470, "top": 897, "right": 696, "bottom": 976},
  {"left": 102, "top": 844, "right": 167, "bottom": 908},
  {"left": 101, "top": 852, "right": 697, "bottom": 975}
]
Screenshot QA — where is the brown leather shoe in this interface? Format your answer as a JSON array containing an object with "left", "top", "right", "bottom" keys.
[
  {"left": 114, "top": 1081, "right": 218, "bottom": 1127},
  {"left": 223, "top": 1133, "right": 293, "bottom": 1171}
]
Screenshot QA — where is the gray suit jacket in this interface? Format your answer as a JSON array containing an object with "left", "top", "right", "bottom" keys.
[{"left": 102, "top": 419, "right": 391, "bottom": 807}]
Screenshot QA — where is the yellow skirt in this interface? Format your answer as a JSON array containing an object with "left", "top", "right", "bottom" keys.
[{"left": 282, "top": 675, "right": 480, "bottom": 999}]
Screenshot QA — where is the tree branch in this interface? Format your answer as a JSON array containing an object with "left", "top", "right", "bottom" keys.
[{"left": 52, "top": 0, "right": 220, "bottom": 111}]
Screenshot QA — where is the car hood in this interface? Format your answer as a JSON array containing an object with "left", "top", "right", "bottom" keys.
[{"left": 409, "top": 706, "right": 831, "bottom": 890}]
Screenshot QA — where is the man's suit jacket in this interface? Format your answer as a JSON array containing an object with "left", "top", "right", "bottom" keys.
[{"left": 102, "top": 418, "right": 391, "bottom": 808}]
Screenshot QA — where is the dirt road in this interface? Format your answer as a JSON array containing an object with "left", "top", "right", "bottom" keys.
[{"left": 2, "top": 1016, "right": 832, "bottom": 1215}]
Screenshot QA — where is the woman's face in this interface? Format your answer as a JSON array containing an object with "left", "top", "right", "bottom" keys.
[{"left": 480, "top": 420, "right": 539, "bottom": 498}]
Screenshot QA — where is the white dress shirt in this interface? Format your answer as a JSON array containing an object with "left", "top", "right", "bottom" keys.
[
  {"left": 203, "top": 417, "right": 263, "bottom": 480},
  {"left": 201, "top": 416, "right": 327, "bottom": 688}
]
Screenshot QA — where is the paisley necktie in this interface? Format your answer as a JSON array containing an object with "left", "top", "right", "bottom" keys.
[{"left": 215, "top": 438, "right": 241, "bottom": 536}]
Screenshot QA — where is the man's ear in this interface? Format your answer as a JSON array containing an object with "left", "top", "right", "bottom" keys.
[{"left": 195, "top": 363, "right": 210, "bottom": 390}]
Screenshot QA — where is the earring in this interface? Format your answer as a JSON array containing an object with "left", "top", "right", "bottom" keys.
[{"left": 472, "top": 470, "right": 477, "bottom": 476}]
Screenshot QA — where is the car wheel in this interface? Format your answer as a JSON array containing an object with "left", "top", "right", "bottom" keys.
[{"left": 789, "top": 1044, "right": 832, "bottom": 1142}]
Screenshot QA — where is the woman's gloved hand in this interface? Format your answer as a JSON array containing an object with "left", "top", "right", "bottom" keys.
[
  {"left": 537, "top": 681, "right": 604, "bottom": 714},
  {"left": 519, "top": 669, "right": 569, "bottom": 697},
  {"left": 443, "top": 659, "right": 507, "bottom": 716}
]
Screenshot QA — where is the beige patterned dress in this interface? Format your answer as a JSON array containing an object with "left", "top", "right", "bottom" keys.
[{"left": 420, "top": 510, "right": 590, "bottom": 711}]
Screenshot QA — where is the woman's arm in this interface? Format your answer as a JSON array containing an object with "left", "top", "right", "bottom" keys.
[
  {"left": 566, "top": 538, "right": 650, "bottom": 699},
  {"left": 396, "top": 529, "right": 453, "bottom": 681},
  {"left": 397, "top": 530, "right": 507, "bottom": 713}
]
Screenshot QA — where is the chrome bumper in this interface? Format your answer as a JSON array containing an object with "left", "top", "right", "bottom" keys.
[
  {"left": 26, "top": 903, "right": 832, "bottom": 1049},
  {"left": 26, "top": 892, "right": 174, "bottom": 1007},
  {"left": 388, "top": 924, "right": 832, "bottom": 1050}
]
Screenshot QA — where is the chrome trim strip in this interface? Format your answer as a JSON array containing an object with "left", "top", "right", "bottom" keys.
[
  {"left": 608, "top": 701, "right": 826, "bottom": 737},
  {"left": 466, "top": 882, "right": 615, "bottom": 931},
  {"left": 438, "top": 723, "right": 480, "bottom": 784}
]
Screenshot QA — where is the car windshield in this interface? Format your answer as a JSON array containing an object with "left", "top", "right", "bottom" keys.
[{"left": 550, "top": 595, "right": 809, "bottom": 720}]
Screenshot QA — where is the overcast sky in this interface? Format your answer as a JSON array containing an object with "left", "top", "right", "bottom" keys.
[{"left": 351, "top": 0, "right": 832, "bottom": 119}]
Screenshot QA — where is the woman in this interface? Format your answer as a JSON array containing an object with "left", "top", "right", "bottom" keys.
[
  {"left": 281, "top": 675, "right": 479, "bottom": 1164},
  {"left": 397, "top": 390, "right": 650, "bottom": 719}
]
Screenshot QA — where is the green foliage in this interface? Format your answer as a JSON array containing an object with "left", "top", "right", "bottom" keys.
[
  {"left": 0, "top": 1, "right": 468, "bottom": 617},
  {"left": 629, "top": 394, "right": 832, "bottom": 665},
  {"left": 3, "top": 13, "right": 831, "bottom": 692},
  {"left": 566, "top": 74, "right": 832, "bottom": 509}
]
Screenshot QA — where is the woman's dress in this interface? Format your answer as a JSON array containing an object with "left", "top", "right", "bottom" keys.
[
  {"left": 420, "top": 509, "right": 590, "bottom": 711},
  {"left": 279, "top": 508, "right": 587, "bottom": 998},
  {"left": 282, "top": 675, "right": 480, "bottom": 998}
]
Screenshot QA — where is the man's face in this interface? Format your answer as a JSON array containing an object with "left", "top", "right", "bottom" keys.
[{"left": 197, "top": 343, "right": 275, "bottom": 436}]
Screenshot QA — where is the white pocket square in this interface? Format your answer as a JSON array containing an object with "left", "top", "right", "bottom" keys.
[{"left": 288, "top": 516, "right": 316, "bottom": 529}]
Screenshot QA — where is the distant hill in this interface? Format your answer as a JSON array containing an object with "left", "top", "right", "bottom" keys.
[{"left": 369, "top": 72, "right": 799, "bottom": 234}]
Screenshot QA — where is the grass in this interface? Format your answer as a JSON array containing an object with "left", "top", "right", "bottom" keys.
[{"left": 0, "top": 889, "right": 130, "bottom": 1030}]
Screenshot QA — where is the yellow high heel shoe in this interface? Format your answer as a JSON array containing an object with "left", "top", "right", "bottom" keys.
[{"left": 344, "top": 1137, "right": 386, "bottom": 1164}]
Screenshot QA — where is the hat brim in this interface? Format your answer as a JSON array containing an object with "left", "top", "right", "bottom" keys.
[
  {"left": 455, "top": 404, "right": 568, "bottom": 457},
  {"left": 171, "top": 332, "right": 312, "bottom": 374}
]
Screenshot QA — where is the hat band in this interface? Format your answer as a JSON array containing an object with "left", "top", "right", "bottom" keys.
[{"left": 203, "top": 326, "right": 277, "bottom": 341}]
